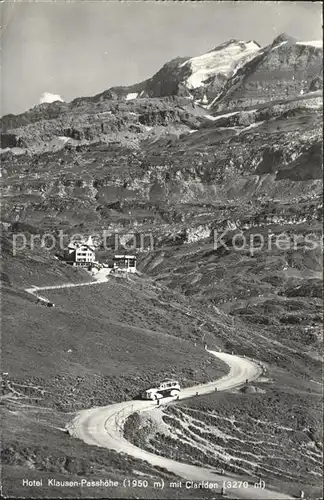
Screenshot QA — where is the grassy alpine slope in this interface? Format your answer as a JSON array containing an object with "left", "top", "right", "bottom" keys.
[{"left": 1, "top": 260, "right": 228, "bottom": 497}]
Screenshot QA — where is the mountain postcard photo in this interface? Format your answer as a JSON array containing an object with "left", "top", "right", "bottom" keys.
[{"left": 0, "top": 1, "right": 323, "bottom": 499}]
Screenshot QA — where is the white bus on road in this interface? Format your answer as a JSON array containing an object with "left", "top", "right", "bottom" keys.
[{"left": 141, "top": 379, "right": 180, "bottom": 400}]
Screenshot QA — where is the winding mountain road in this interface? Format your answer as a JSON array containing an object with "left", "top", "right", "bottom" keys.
[
  {"left": 24, "top": 270, "right": 110, "bottom": 302},
  {"left": 67, "top": 351, "right": 294, "bottom": 499},
  {"left": 24, "top": 277, "right": 294, "bottom": 497}
]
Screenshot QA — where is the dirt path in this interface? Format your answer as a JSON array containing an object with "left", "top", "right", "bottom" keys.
[
  {"left": 67, "top": 352, "right": 293, "bottom": 499},
  {"left": 24, "top": 269, "right": 111, "bottom": 302}
]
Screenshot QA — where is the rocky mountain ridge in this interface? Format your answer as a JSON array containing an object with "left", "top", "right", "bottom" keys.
[
  {"left": 1, "top": 34, "right": 322, "bottom": 139},
  {"left": 213, "top": 34, "right": 322, "bottom": 111}
]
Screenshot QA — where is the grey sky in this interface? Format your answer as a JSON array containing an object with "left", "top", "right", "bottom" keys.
[{"left": 1, "top": 1, "right": 322, "bottom": 115}]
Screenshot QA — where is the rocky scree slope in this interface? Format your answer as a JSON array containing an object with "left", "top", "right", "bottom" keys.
[{"left": 1, "top": 100, "right": 322, "bottom": 238}]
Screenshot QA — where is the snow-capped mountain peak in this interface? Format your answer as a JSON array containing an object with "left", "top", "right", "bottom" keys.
[{"left": 180, "top": 39, "right": 261, "bottom": 89}]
